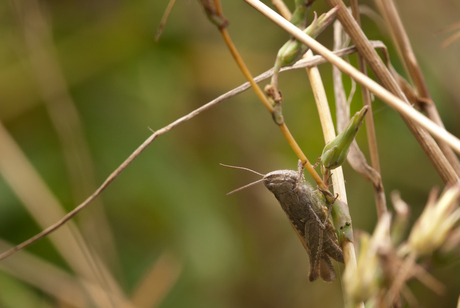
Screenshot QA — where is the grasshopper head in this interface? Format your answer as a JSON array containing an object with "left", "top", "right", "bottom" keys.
[{"left": 263, "top": 170, "right": 299, "bottom": 194}]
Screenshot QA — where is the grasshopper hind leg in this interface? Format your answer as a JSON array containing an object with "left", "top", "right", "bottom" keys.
[{"left": 305, "top": 220, "right": 323, "bottom": 282}]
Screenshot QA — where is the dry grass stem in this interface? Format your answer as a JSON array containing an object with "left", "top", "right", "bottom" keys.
[
  {"left": 0, "top": 239, "right": 88, "bottom": 308},
  {"left": 131, "top": 252, "right": 182, "bottom": 308},
  {"left": 442, "top": 28, "right": 460, "bottom": 48},
  {"left": 155, "top": 0, "right": 177, "bottom": 41},
  {"left": 399, "top": 285, "right": 418, "bottom": 308},
  {"left": 388, "top": 252, "right": 417, "bottom": 304},
  {"left": 0, "top": 239, "right": 132, "bottom": 308},
  {"left": 304, "top": 50, "right": 360, "bottom": 307},
  {"left": 389, "top": 192, "right": 410, "bottom": 246},
  {"left": 374, "top": 0, "right": 460, "bottom": 176},
  {"left": 332, "top": 15, "right": 387, "bottom": 219},
  {"left": 270, "top": 0, "right": 292, "bottom": 20},
  {"left": 304, "top": 49, "right": 349, "bottom": 202},
  {"left": 245, "top": 0, "right": 460, "bottom": 183},
  {"left": 349, "top": 0, "right": 382, "bottom": 176}
]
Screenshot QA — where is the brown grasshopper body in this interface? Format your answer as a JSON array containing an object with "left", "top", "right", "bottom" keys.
[{"left": 263, "top": 169, "right": 344, "bottom": 282}]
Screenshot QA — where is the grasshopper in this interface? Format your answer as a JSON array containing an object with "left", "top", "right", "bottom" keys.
[{"left": 222, "top": 162, "right": 344, "bottom": 282}]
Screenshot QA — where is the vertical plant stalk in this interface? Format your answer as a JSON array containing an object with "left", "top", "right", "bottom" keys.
[
  {"left": 155, "top": 0, "right": 177, "bottom": 41},
  {"left": 322, "top": 0, "right": 458, "bottom": 185},
  {"left": 131, "top": 251, "right": 182, "bottom": 308},
  {"left": 373, "top": 0, "right": 460, "bottom": 176},
  {"left": 348, "top": 0, "right": 379, "bottom": 173},
  {"left": 347, "top": 0, "right": 387, "bottom": 219},
  {"left": 270, "top": 0, "right": 292, "bottom": 20},
  {"left": 304, "top": 50, "right": 361, "bottom": 307}
]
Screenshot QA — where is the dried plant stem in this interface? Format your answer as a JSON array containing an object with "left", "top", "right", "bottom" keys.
[
  {"left": 0, "top": 42, "right": 374, "bottom": 261},
  {"left": 442, "top": 28, "right": 460, "bottom": 48},
  {"left": 218, "top": 27, "right": 326, "bottom": 190},
  {"left": 218, "top": 30, "right": 273, "bottom": 114},
  {"left": 270, "top": 0, "right": 292, "bottom": 20},
  {"left": 304, "top": 50, "right": 361, "bottom": 308},
  {"left": 244, "top": 0, "right": 460, "bottom": 184},
  {"left": 304, "top": 50, "right": 348, "bottom": 201},
  {"left": 155, "top": 0, "right": 177, "bottom": 41},
  {"left": 373, "top": 0, "right": 460, "bottom": 176},
  {"left": 349, "top": 0, "right": 380, "bottom": 174},
  {"left": 348, "top": 0, "right": 387, "bottom": 219},
  {"left": 388, "top": 252, "right": 417, "bottom": 305},
  {"left": 0, "top": 239, "right": 118, "bottom": 308},
  {"left": 131, "top": 252, "right": 182, "bottom": 308}
]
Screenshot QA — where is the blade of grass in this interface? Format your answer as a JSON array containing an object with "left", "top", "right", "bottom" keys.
[
  {"left": 131, "top": 252, "right": 182, "bottom": 308},
  {"left": 155, "top": 0, "right": 177, "bottom": 41}
]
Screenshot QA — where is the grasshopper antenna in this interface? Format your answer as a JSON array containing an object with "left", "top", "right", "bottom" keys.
[
  {"left": 219, "top": 163, "right": 265, "bottom": 177},
  {"left": 220, "top": 163, "right": 266, "bottom": 195},
  {"left": 226, "top": 179, "right": 265, "bottom": 195}
]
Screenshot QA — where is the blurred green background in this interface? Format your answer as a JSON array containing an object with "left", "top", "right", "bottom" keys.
[{"left": 0, "top": 0, "right": 459, "bottom": 307}]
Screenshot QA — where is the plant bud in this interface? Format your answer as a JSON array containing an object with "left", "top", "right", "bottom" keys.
[{"left": 320, "top": 106, "right": 368, "bottom": 174}]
